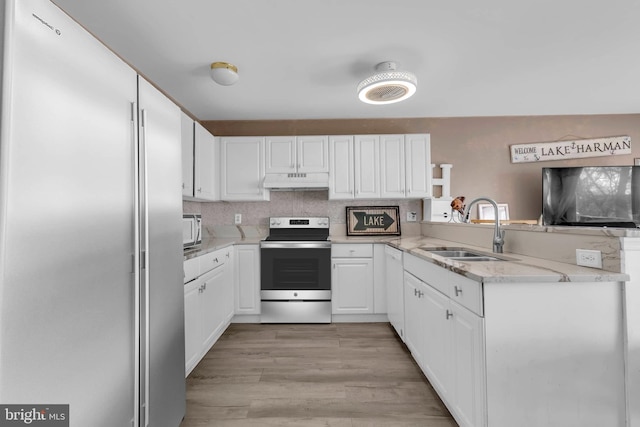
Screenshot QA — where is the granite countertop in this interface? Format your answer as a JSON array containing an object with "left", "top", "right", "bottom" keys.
[
  {"left": 183, "top": 237, "right": 263, "bottom": 260},
  {"left": 185, "top": 233, "right": 629, "bottom": 284},
  {"left": 331, "top": 235, "right": 629, "bottom": 284}
]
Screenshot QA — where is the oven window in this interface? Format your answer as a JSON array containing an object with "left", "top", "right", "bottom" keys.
[{"left": 261, "top": 248, "right": 330, "bottom": 291}]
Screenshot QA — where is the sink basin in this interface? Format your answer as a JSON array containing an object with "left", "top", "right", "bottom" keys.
[{"left": 419, "top": 247, "right": 506, "bottom": 262}]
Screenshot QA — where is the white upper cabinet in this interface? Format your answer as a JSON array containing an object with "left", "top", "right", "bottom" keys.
[
  {"left": 220, "top": 136, "right": 270, "bottom": 201},
  {"left": 380, "top": 134, "right": 406, "bottom": 198},
  {"left": 405, "top": 133, "right": 432, "bottom": 198},
  {"left": 180, "top": 112, "right": 195, "bottom": 198},
  {"left": 328, "top": 135, "right": 355, "bottom": 200},
  {"left": 265, "top": 135, "right": 328, "bottom": 173},
  {"left": 181, "top": 113, "right": 219, "bottom": 201},
  {"left": 354, "top": 135, "right": 380, "bottom": 199},
  {"left": 297, "top": 135, "right": 329, "bottom": 172},
  {"left": 194, "top": 122, "right": 219, "bottom": 201},
  {"left": 265, "top": 136, "right": 296, "bottom": 173},
  {"left": 333, "top": 133, "right": 431, "bottom": 200}
]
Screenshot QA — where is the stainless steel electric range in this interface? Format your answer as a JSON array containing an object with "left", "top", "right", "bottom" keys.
[{"left": 260, "top": 217, "right": 331, "bottom": 323}]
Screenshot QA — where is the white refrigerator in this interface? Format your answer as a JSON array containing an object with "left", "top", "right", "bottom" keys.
[{"left": 0, "top": 0, "right": 186, "bottom": 426}]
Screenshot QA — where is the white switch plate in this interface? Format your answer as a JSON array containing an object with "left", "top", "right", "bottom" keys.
[
  {"left": 234, "top": 213, "right": 242, "bottom": 225},
  {"left": 576, "top": 249, "right": 602, "bottom": 269},
  {"left": 406, "top": 212, "right": 417, "bottom": 222}
]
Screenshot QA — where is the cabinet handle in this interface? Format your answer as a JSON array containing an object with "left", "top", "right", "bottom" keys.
[
  {"left": 226, "top": 252, "right": 230, "bottom": 258},
  {"left": 414, "top": 288, "right": 418, "bottom": 296},
  {"left": 197, "top": 187, "right": 202, "bottom": 193},
  {"left": 214, "top": 258, "right": 219, "bottom": 263},
  {"left": 418, "top": 290, "right": 424, "bottom": 298},
  {"left": 182, "top": 183, "right": 185, "bottom": 189},
  {"left": 454, "top": 286, "right": 462, "bottom": 296},
  {"left": 446, "top": 309, "right": 453, "bottom": 320}
]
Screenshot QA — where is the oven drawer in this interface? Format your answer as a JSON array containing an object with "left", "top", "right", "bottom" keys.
[
  {"left": 331, "top": 243, "right": 373, "bottom": 258},
  {"left": 261, "top": 301, "right": 331, "bottom": 323}
]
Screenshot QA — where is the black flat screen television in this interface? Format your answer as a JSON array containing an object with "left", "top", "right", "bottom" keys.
[{"left": 542, "top": 166, "right": 640, "bottom": 228}]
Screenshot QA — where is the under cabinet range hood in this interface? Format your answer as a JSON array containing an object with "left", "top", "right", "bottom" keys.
[{"left": 263, "top": 172, "right": 330, "bottom": 190}]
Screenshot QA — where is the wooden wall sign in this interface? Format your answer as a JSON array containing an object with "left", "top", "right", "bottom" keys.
[
  {"left": 346, "top": 206, "right": 401, "bottom": 236},
  {"left": 510, "top": 136, "right": 631, "bottom": 163}
]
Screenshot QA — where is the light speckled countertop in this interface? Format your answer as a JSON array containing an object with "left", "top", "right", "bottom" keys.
[
  {"left": 185, "top": 234, "right": 628, "bottom": 284},
  {"left": 332, "top": 235, "right": 629, "bottom": 283}
]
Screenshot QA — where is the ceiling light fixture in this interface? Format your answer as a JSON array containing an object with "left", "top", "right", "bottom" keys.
[
  {"left": 210, "top": 62, "right": 239, "bottom": 86},
  {"left": 357, "top": 61, "right": 417, "bottom": 105}
]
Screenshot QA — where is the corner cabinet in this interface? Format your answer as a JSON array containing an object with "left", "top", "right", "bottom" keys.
[
  {"left": 219, "top": 136, "right": 269, "bottom": 201},
  {"left": 180, "top": 112, "right": 194, "bottom": 197},
  {"left": 181, "top": 114, "right": 219, "bottom": 201}
]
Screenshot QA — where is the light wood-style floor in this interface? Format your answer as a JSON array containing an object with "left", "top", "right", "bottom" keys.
[{"left": 180, "top": 322, "right": 457, "bottom": 427}]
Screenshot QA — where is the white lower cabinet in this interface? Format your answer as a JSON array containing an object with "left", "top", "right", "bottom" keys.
[
  {"left": 404, "top": 254, "right": 486, "bottom": 427},
  {"left": 385, "top": 245, "right": 404, "bottom": 339},
  {"left": 234, "top": 244, "right": 261, "bottom": 315},
  {"left": 183, "top": 247, "right": 234, "bottom": 376},
  {"left": 331, "top": 244, "right": 374, "bottom": 314}
]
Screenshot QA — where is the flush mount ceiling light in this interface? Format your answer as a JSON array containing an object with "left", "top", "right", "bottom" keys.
[
  {"left": 357, "top": 61, "right": 417, "bottom": 105},
  {"left": 210, "top": 62, "right": 239, "bottom": 86}
]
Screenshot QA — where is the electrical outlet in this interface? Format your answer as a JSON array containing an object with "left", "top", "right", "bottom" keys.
[
  {"left": 406, "top": 212, "right": 417, "bottom": 222},
  {"left": 234, "top": 213, "right": 242, "bottom": 225},
  {"left": 576, "top": 249, "right": 602, "bottom": 269}
]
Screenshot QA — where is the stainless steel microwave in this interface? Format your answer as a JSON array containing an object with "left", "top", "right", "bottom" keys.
[{"left": 183, "top": 214, "right": 202, "bottom": 249}]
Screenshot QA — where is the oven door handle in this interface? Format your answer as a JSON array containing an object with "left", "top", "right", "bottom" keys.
[{"left": 260, "top": 241, "right": 331, "bottom": 249}]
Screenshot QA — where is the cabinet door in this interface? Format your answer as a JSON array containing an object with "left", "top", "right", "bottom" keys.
[
  {"left": 405, "top": 134, "right": 432, "bottom": 198},
  {"left": 298, "top": 135, "right": 329, "bottom": 173},
  {"left": 265, "top": 136, "right": 296, "bottom": 173},
  {"left": 234, "top": 245, "right": 261, "bottom": 314},
  {"left": 379, "top": 134, "right": 405, "bottom": 198},
  {"left": 222, "top": 248, "right": 235, "bottom": 322},
  {"left": 184, "top": 279, "right": 201, "bottom": 376},
  {"left": 332, "top": 258, "right": 374, "bottom": 314},
  {"left": 180, "top": 112, "right": 194, "bottom": 197},
  {"left": 421, "top": 281, "right": 454, "bottom": 403},
  {"left": 403, "top": 272, "right": 425, "bottom": 363},
  {"left": 354, "top": 135, "right": 380, "bottom": 199},
  {"left": 220, "top": 137, "right": 269, "bottom": 201},
  {"left": 328, "top": 135, "right": 354, "bottom": 200},
  {"left": 200, "top": 266, "right": 226, "bottom": 353},
  {"left": 385, "top": 246, "right": 404, "bottom": 339},
  {"left": 373, "top": 244, "right": 387, "bottom": 314},
  {"left": 451, "top": 301, "right": 486, "bottom": 427},
  {"left": 194, "top": 122, "right": 218, "bottom": 201}
]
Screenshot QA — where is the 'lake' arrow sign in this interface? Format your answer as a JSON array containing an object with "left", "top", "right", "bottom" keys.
[
  {"left": 353, "top": 212, "right": 395, "bottom": 231},
  {"left": 346, "top": 206, "right": 401, "bottom": 236}
]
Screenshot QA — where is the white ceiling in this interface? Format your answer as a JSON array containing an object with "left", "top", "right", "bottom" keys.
[{"left": 52, "top": 0, "right": 640, "bottom": 121}]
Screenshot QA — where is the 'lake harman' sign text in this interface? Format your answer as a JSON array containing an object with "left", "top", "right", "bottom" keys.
[
  {"left": 346, "top": 206, "right": 400, "bottom": 236},
  {"left": 510, "top": 136, "right": 631, "bottom": 163}
]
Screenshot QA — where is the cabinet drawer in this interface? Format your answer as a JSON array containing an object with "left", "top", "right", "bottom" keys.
[
  {"left": 448, "top": 272, "right": 483, "bottom": 316},
  {"left": 332, "top": 243, "right": 373, "bottom": 258},
  {"left": 403, "top": 253, "right": 449, "bottom": 296},
  {"left": 199, "top": 248, "right": 227, "bottom": 274},
  {"left": 184, "top": 257, "right": 199, "bottom": 284}
]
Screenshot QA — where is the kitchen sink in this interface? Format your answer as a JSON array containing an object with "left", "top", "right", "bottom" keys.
[{"left": 419, "top": 247, "right": 507, "bottom": 261}]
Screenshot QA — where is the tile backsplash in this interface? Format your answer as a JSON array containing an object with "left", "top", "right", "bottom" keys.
[{"left": 183, "top": 191, "right": 422, "bottom": 237}]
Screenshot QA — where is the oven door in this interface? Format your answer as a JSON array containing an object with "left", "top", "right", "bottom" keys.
[{"left": 260, "top": 241, "right": 331, "bottom": 300}]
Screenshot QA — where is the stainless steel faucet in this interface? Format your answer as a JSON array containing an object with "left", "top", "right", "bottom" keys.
[{"left": 462, "top": 197, "right": 505, "bottom": 253}]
